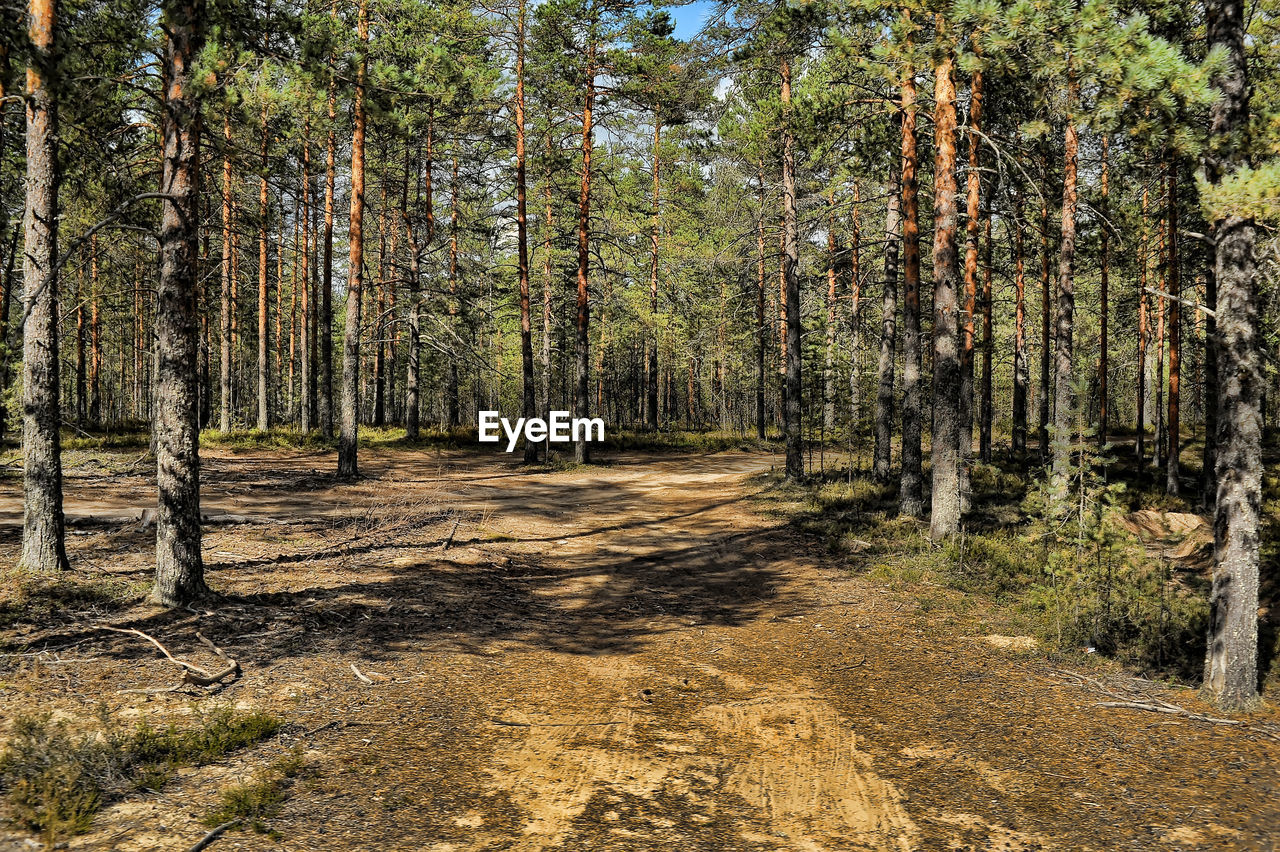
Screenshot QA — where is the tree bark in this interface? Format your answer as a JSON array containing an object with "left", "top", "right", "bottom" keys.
[
  {"left": 898, "top": 43, "right": 924, "bottom": 517},
  {"left": 1202, "top": 0, "right": 1259, "bottom": 710},
  {"left": 1050, "top": 70, "right": 1079, "bottom": 487},
  {"left": 256, "top": 103, "right": 270, "bottom": 432},
  {"left": 1012, "top": 187, "right": 1028, "bottom": 456},
  {"left": 151, "top": 0, "right": 207, "bottom": 605},
  {"left": 1098, "top": 135, "right": 1110, "bottom": 446},
  {"left": 19, "top": 0, "right": 69, "bottom": 572},
  {"left": 929, "top": 35, "right": 962, "bottom": 540},
  {"left": 780, "top": 55, "right": 802, "bottom": 480},
  {"left": 1166, "top": 155, "right": 1181, "bottom": 495},
  {"left": 337, "top": 0, "right": 367, "bottom": 479},
  {"left": 515, "top": 0, "right": 537, "bottom": 463},
  {"left": 873, "top": 159, "right": 900, "bottom": 483},
  {"left": 573, "top": 41, "right": 597, "bottom": 464},
  {"left": 959, "top": 60, "right": 983, "bottom": 503}
]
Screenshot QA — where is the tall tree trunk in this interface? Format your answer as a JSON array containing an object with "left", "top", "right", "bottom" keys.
[
  {"left": 1038, "top": 152, "right": 1052, "bottom": 462},
  {"left": 1166, "top": 155, "right": 1181, "bottom": 495},
  {"left": 74, "top": 262, "right": 86, "bottom": 425},
  {"left": 929, "top": 34, "right": 962, "bottom": 540},
  {"left": 19, "top": 0, "right": 69, "bottom": 572},
  {"left": 780, "top": 55, "right": 802, "bottom": 481},
  {"left": 373, "top": 173, "right": 387, "bottom": 428},
  {"left": 320, "top": 3, "right": 338, "bottom": 437},
  {"left": 646, "top": 112, "right": 662, "bottom": 430},
  {"left": 219, "top": 115, "right": 233, "bottom": 433},
  {"left": 1098, "top": 135, "right": 1110, "bottom": 446},
  {"left": 1203, "top": 0, "right": 1259, "bottom": 709},
  {"left": 1136, "top": 186, "right": 1149, "bottom": 464},
  {"left": 573, "top": 41, "right": 597, "bottom": 464},
  {"left": 849, "top": 184, "right": 862, "bottom": 431},
  {"left": 1155, "top": 216, "right": 1167, "bottom": 468},
  {"left": 824, "top": 191, "right": 838, "bottom": 432},
  {"left": 515, "top": 0, "right": 537, "bottom": 463},
  {"left": 898, "top": 41, "right": 924, "bottom": 517},
  {"left": 1012, "top": 187, "right": 1028, "bottom": 456},
  {"left": 873, "top": 160, "right": 900, "bottom": 482},
  {"left": 959, "top": 59, "right": 983, "bottom": 505},
  {"left": 979, "top": 210, "right": 993, "bottom": 462},
  {"left": 1050, "top": 69, "right": 1080, "bottom": 487},
  {"left": 300, "top": 127, "right": 312, "bottom": 432},
  {"left": 152, "top": 0, "right": 206, "bottom": 605},
  {"left": 756, "top": 164, "right": 767, "bottom": 440},
  {"left": 257, "top": 104, "right": 270, "bottom": 431},
  {"left": 337, "top": 0, "right": 367, "bottom": 478},
  {"left": 447, "top": 155, "right": 461, "bottom": 428},
  {"left": 541, "top": 138, "right": 553, "bottom": 422}
]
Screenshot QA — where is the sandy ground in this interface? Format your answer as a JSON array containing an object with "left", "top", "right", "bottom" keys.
[{"left": 0, "top": 446, "right": 1277, "bottom": 851}]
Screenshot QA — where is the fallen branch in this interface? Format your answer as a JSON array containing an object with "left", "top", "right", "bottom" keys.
[
  {"left": 350, "top": 663, "right": 374, "bottom": 685},
  {"left": 439, "top": 515, "right": 463, "bottom": 551},
  {"left": 186, "top": 818, "right": 242, "bottom": 852},
  {"left": 101, "top": 626, "right": 240, "bottom": 687},
  {"left": 1095, "top": 700, "right": 1240, "bottom": 726}
]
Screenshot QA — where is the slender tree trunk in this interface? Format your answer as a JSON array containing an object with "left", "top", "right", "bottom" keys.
[
  {"left": 1136, "top": 186, "right": 1149, "bottom": 463},
  {"left": 1038, "top": 152, "right": 1052, "bottom": 462},
  {"left": 756, "top": 164, "right": 767, "bottom": 440},
  {"left": 300, "top": 127, "right": 312, "bottom": 432},
  {"left": 873, "top": 160, "right": 900, "bottom": 482},
  {"left": 1098, "top": 135, "right": 1110, "bottom": 446},
  {"left": 780, "top": 55, "right": 802, "bottom": 480},
  {"left": 1203, "top": 0, "right": 1259, "bottom": 709},
  {"left": 646, "top": 113, "right": 662, "bottom": 431},
  {"left": 849, "top": 184, "right": 862, "bottom": 431},
  {"left": 515, "top": 0, "right": 537, "bottom": 463},
  {"left": 929, "top": 34, "right": 962, "bottom": 540},
  {"left": 256, "top": 104, "right": 270, "bottom": 431},
  {"left": 19, "top": 0, "right": 69, "bottom": 572},
  {"left": 373, "top": 174, "right": 387, "bottom": 428},
  {"left": 1012, "top": 188, "right": 1028, "bottom": 456},
  {"left": 540, "top": 134, "right": 553, "bottom": 429},
  {"left": 1155, "top": 216, "right": 1167, "bottom": 468},
  {"left": 1050, "top": 70, "right": 1080, "bottom": 487},
  {"left": 979, "top": 210, "right": 993, "bottom": 462},
  {"left": 219, "top": 115, "right": 233, "bottom": 433},
  {"left": 337, "top": 0, "right": 367, "bottom": 478},
  {"left": 152, "top": 0, "right": 206, "bottom": 605},
  {"left": 573, "top": 41, "right": 597, "bottom": 464},
  {"left": 320, "top": 5, "right": 338, "bottom": 437},
  {"left": 74, "top": 262, "right": 86, "bottom": 425},
  {"left": 824, "top": 191, "right": 838, "bottom": 432},
  {"left": 959, "top": 59, "right": 983, "bottom": 505},
  {"left": 447, "top": 155, "right": 461, "bottom": 428},
  {"left": 1166, "top": 155, "right": 1181, "bottom": 495},
  {"left": 898, "top": 43, "right": 924, "bottom": 517}
]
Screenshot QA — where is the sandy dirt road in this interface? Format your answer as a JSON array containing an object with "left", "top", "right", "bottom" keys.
[{"left": 1, "top": 448, "right": 1277, "bottom": 851}]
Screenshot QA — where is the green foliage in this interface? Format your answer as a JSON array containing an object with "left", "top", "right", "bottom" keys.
[
  {"left": 202, "top": 749, "right": 308, "bottom": 837},
  {"left": 0, "top": 710, "right": 282, "bottom": 843}
]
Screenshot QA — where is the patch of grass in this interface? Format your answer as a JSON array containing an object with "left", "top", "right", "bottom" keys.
[
  {"left": 0, "top": 570, "right": 144, "bottom": 633},
  {"left": 202, "top": 749, "right": 308, "bottom": 837},
  {"left": 599, "top": 429, "right": 776, "bottom": 454},
  {"left": 0, "top": 709, "right": 282, "bottom": 843}
]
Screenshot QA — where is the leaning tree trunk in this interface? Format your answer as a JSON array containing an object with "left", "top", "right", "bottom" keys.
[
  {"left": 337, "top": 0, "right": 367, "bottom": 479},
  {"left": 1202, "top": 0, "right": 1260, "bottom": 710},
  {"left": 928, "top": 35, "right": 962, "bottom": 540},
  {"left": 780, "top": 55, "right": 802, "bottom": 481},
  {"left": 898, "top": 44, "right": 924, "bottom": 518},
  {"left": 515, "top": 0, "right": 538, "bottom": 463},
  {"left": 873, "top": 158, "right": 900, "bottom": 483},
  {"left": 573, "top": 41, "right": 597, "bottom": 465},
  {"left": 152, "top": 0, "right": 207, "bottom": 605},
  {"left": 1050, "top": 69, "right": 1080, "bottom": 490},
  {"left": 19, "top": 0, "right": 69, "bottom": 573}
]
